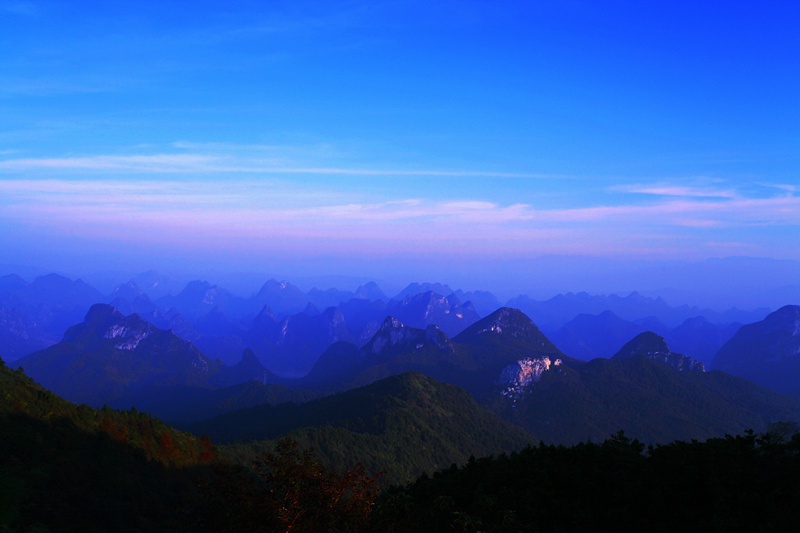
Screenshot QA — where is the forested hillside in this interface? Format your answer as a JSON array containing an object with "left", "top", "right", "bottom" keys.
[
  {"left": 375, "top": 427, "right": 800, "bottom": 532},
  {"left": 5, "top": 355, "right": 800, "bottom": 532},
  {"left": 0, "top": 358, "right": 215, "bottom": 531},
  {"left": 188, "top": 372, "right": 533, "bottom": 484}
]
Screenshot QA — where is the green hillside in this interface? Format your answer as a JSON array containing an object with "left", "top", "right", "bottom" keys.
[
  {"left": 0, "top": 358, "right": 216, "bottom": 532},
  {"left": 188, "top": 372, "right": 534, "bottom": 484},
  {"left": 487, "top": 354, "right": 800, "bottom": 444}
]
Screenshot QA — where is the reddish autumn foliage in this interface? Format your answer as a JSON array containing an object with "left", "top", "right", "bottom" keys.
[
  {"left": 199, "top": 434, "right": 214, "bottom": 462},
  {"left": 252, "top": 438, "right": 383, "bottom": 532},
  {"left": 99, "top": 415, "right": 129, "bottom": 442},
  {"left": 198, "top": 438, "right": 383, "bottom": 532}
]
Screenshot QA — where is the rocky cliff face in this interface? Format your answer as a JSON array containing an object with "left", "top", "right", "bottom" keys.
[
  {"left": 496, "top": 356, "right": 563, "bottom": 402},
  {"left": 367, "top": 316, "right": 455, "bottom": 356},
  {"left": 102, "top": 314, "right": 155, "bottom": 350}
]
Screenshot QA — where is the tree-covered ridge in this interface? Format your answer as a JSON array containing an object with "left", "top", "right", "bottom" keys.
[
  {"left": 192, "top": 372, "right": 534, "bottom": 484},
  {"left": 5, "top": 352, "right": 800, "bottom": 532},
  {"left": 0, "top": 358, "right": 217, "bottom": 532},
  {"left": 160, "top": 378, "right": 324, "bottom": 424},
  {"left": 375, "top": 426, "right": 800, "bottom": 532},
  {"left": 0, "top": 358, "right": 215, "bottom": 467},
  {"left": 486, "top": 354, "right": 800, "bottom": 445},
  {"left": 200, "top": 438, "right": 383, "bottom": 533},
  {"left": 0, "top": 357, "right": 385, "bottom": 532}
]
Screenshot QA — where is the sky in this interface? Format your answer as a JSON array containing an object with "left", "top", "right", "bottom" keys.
[{"left": 0, "top": 1, "right": 798, "bottom": 303}]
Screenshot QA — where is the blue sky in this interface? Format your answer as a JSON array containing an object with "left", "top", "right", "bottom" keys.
[{"left": 0, "top": 1, "right": 798, "bottom": 300}]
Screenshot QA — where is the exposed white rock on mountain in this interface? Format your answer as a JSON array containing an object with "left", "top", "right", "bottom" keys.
[
  {"left": 103, "top": 316, "right": 154, "bottom": 350},
  {"left": 15, "top": 304, "right": 221, "bottom": 406},
  {"left": 15, "top": 303, "right": 277, "bottom": 412},
  {"left": 496, "top": 356, "right": 563, "bottom": 401}
]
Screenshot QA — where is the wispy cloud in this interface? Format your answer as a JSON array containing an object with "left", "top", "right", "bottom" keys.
[
  {"left": 549, "top": 196, "right": 800, "bottom": 227},
  {"left": 2, "top": 177, "right": 798, "bottom": 229},
  {"left": 611, "top": 183, "right": 738, "bottom": 199},
  {"left": 0, "top": 154, "right": 220, "bottom": 172},
  {"left": 759, "top": 183, "right": 800, "bottom": 195},
  {"left": 0, "top": 152, "right": 556, "bottom": 179},
  {"left": 0, "top": 179, "right": 355, "bottom": 210},
  {"left": 1, "top": 171, "right": 796, "bottom": 264}
]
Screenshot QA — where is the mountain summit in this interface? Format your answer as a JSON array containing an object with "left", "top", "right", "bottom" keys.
[
  {"left": 17, "top": 304, "right": 219, "bottom": 407},
  {"left": 612, "top": 331, "right": 705, "bottom": 372},
  {"left": 455, "top": 307, "right": 555, "bottom": 344}
]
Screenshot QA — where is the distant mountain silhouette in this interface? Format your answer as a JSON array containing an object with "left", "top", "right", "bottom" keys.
[
  {"left": 387, "top": 291, "right": 480, "bottom": 337},
  {"left": 306, "top": 287, "right": 355, "bottom": 310},
  {"left": 611, "top": 331, "right": 704, "bottom": 372},
  {"left": 245, "top": 305, "right": 350, "bottom": 377},
  {"left": 506, "top": 291, "right": 766, "bottom": 332},
  {"left": 338, "top": 297, "right": 388, "bottom": 345},
  {"left": 248, "top": 279, "right": 310, "bottom": 317},
  {"left": 157, "top": 280, "right": 247, "bottom": 321},
  {"left": 451, "top": 289, "right": 501, "bottom": 316},
  {"left": 354, "top": 281, "right": 387, "bottom": 301},
  {"left": 552, "top": 310, "right": 646, "bottom": 359},
  {"left": 303, "top": 316, "right": 458, "bottom": 390},
  {"left": 0, "top": 273, "right": 105, "bottom": 347},
  {"left": 665, "top": 316, "right": 740, "bottom": 366},
  {"left": 131, "top": 270, "right": 187, "bottom": 300},
  {"left": 0, "top": 305, "right": 50, "bottom": 361},
  {"left": 711, "top": 305, "right": 800, "bottom": 395},
  {"left": 391, "top": 282, "right": 454, "bottom": 301}
]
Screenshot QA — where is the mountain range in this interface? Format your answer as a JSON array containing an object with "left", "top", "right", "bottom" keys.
[
  {"left": 5, "top": 269, "right": 800, "bottom": 470},
  {"left": 5, "top": 270, "right": 800, "bottom": 532},
  {"left": 2, "top": 270, "right": 765, "bottom": 376}
]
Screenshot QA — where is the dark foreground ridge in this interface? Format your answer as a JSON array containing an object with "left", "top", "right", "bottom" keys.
[
  {"left": 375, "top": 425, "right": 800, "bottom": 532},
  {"left": 5, "top": 356, "right": 800, "bottom": 532}
]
